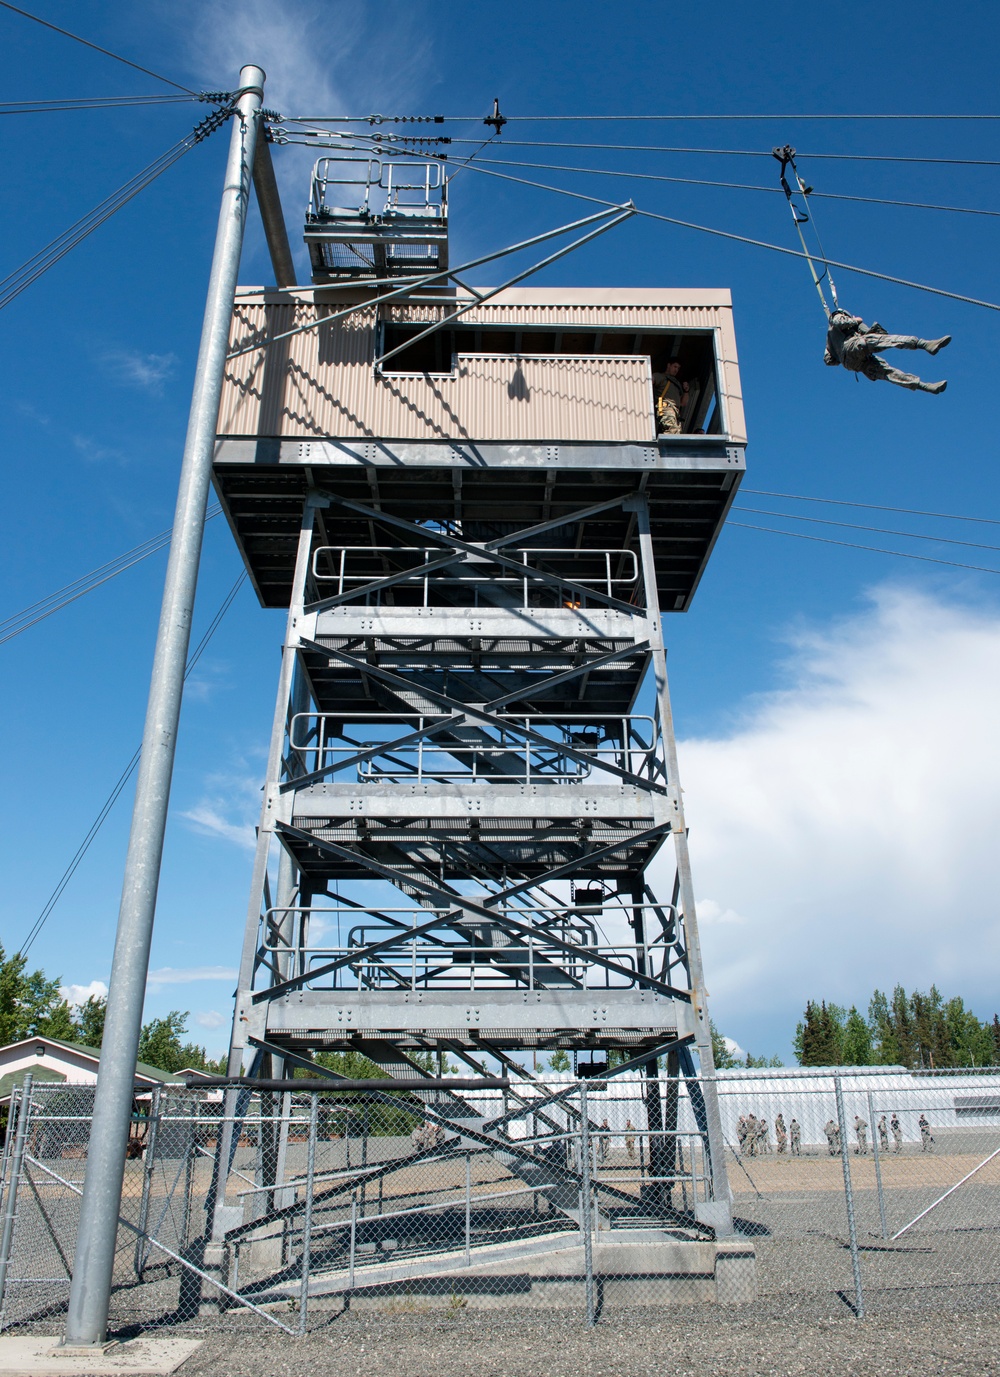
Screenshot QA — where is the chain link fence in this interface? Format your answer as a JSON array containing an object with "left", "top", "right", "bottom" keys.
[{"left": 1, "top": 1068, "right": 998, "bottom": 1335}]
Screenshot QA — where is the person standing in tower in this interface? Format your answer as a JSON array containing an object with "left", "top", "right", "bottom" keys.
[
  {"left": 653, "top": 359, "right": 689, "bottom": 434},
  {"left": 824, "top": 309, "right": 950, "bottom": 394}
]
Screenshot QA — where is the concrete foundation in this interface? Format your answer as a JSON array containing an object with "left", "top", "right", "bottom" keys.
[{"left": 290, "top": 1230, "right": 757, "bottom": 1311}]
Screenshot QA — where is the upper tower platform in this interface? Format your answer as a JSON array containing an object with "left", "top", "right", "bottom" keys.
[{"left": 213, "top": 285, "right": 746, "bottom": 611}]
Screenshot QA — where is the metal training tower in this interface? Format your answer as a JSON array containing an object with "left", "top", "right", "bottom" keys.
[{"left": 211, "top": 153, "right": 747, "bottom": 1236}]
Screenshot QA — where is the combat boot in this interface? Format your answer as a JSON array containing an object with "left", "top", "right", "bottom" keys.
[
  {"left": 922, "top": 336, "right": 952, "bottom": 355},
  {"left": 921, "top": 380, "right": 947, "bottom": 394}
]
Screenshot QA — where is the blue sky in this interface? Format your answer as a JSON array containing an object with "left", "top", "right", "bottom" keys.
[{"left": 2, "top": 0, "right": 1000, "bottom": 1061}]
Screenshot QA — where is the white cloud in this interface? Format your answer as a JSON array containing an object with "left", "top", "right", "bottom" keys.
[
  {"left": 666, "top": 586, "right": 1000, "bottom": 1056},
  {"left": 180, "top": 767, "right": 261, "bottom": 850},
  {"left": 723, "top": 1037, "right": 746, "bottom": 1062},
  {"left": 102, "top": 349, "right": 177, "bottom": 393},
  {"left": 194, "top": 1010, "right": 227, "bottom": 1030},
  {"left": 696, "top": 899, "right": 747, "bottom": 926},
  {"left": 60, "top": 980, "right": 108, "bottom": 1008},
  {"left": 146, "top": 966, "right": 237, "bottom": 987}
]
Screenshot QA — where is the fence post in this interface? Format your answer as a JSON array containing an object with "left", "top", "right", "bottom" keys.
[
  {"left": 134, "top": 1084, "right": 161, "bottom": 1278},
  {"left": 348, "top": 1193, "right": 357, "bottom": 1291},
  {"left": 0, "top": 1086, "right": 20, "bottom": 1226},
  {"left": 579, "top": 1081, "right": 595, "bottom": 1327},
  {"left": 0, "top": 1073, "right": 32, "bottom": 1330},
  {"left": 298, "top": 1094, "right": 318, "bottom": 1336},
  {"left": 867, "top": 1089, "right": 888, "bottom": 1240},
  {"left": 464, "top": 1153, "right": 471, "bottom": 1265},
  {"left": 834, "top": 1075, "right": 865, "bottom": 1319}
]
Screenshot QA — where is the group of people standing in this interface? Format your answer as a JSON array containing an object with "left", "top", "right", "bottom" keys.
[
  {"left": 737, "top": 1112, "right": 801, "bottom": 1157},
  {"left": 823, "top": 1112, "right": 933, "bottom": 1157}
]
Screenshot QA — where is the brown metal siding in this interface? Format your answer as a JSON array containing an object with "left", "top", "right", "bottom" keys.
[{"left": 218, "top": 294, "right": 745, "bottom": 443}]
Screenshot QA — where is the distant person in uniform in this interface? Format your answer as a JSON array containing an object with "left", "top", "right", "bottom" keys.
[
  {"left": 790, "top": 1119, "right": 801, "bottom": 1156},
  {"left": 891, "top": 1113, "right": 903, "bottom": 1153},
  {"left": 878, "top": 1116, "right": 889, "bottom": 1153},
  {"left": 854, "top": 1115, "right": 868, "bottom": 1156},
  {"left": 919, "top": 1114, "right": 935, "bottom": 1152},
  {"left": 625, "top": 1119, "right": 636, "bottom": 1160},
  {"left": 598, "top": 1117, "right": 610, "bottom": 1162},
  {"left": 824, "top": 1119, "right": 839, "bottom": 1156},
  {"left": 653, "top": 359, "right": 689, "bottom": 434},
  {"left": 824, "top": 308, "right": 950, "bottom": 394},
  {"left": 775, "top": 1113, "right": 788, "bottom": 1155},
  {"left": 759, "top": 1118, "right": 771, "bottom": 1153}
]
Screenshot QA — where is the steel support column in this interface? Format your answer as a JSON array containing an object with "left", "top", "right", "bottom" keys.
[{"left": 64, "top": 66, "right": 266, "bottom": 1346}]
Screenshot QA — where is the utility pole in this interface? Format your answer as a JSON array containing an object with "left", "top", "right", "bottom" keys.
[{"left": 63, "top": 64, "right": 265, "bottom": 1349}]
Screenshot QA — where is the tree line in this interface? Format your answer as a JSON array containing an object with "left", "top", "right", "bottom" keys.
[
  {"left": 796, "top": 987, "right": 1000, "bottom": 1069},
  {"left": 0, "top": 943, "right": 224, "bottom": 1075}
]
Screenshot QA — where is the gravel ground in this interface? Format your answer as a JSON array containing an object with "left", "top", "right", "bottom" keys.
[{"left": 166, "top": 1300, "right": 1000, "bottom": 1377}]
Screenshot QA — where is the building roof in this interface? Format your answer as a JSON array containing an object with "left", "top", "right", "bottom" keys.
[{"left": 0, "top": 1035, "right": 181, "bottom": 1104}]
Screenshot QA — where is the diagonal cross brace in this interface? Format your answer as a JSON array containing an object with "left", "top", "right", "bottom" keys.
[
  {"left": 313, "top": 494, "right": 641, "bottom": 616},
  {"left": 271, "top": 822, "right": 688, "bottom": 1000},
  {"left": 297, "top": 638, "right": 668, "bottom": 794}
]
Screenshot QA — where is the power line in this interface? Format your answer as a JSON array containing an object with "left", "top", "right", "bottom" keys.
[
  {"left": 0, "top": 507, "right": 222, "bottom": 646},
  {"left": 742, "top": 490, "right": 1000, "bottom": 526},
  {"left": 0, "top": 105, "right": 234, "bottom": 311},
  {"left": 288, "top": 113, "right": 1000, "bottom": 124},
  {"left": 466, "top": 153, "right": 1000, "bottom": 219},
  {"left": 445, "top": 157, "right": 1000, "bottom": 313},
  {"left": 0, "top": 94, "right": 200, "bottom": 115},
  {"left": 730, "top": 522, "right": 1000, "bottom": 576},
  {"left": 0, "top": 0, "right": 196, "bottom": 94},
  {"left": 19, "top": 571, "right": 248, "bottom": 957},
  {"left": 732, "top": 506, "right": 1000, "bottom": 553}
]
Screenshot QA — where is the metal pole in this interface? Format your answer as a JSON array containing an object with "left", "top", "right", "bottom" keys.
[
  {"left": 867, "top": 1090, "right": 888, "bottom": 1240},
  {"left": 298, "top": 1094, "right": 317, "bottom": 1336},
  {"left": 63, "top": 65, "right": 266, "bottom": 1348},
  {"left": 0, "top": 1074, "right": 32, "bottom": 1329},
  {"left": 464, "top": 1153, "right": 472, "bottom": 1265},
  {"left": 579, "top": 1082, "right": 595, "bottom": 1327},
  {"left": 348, "top": 1194, "right": 357, "bottom": 1290},
  {"left": 834, "top": 1076, "right": 865, "bottom": 1319}
]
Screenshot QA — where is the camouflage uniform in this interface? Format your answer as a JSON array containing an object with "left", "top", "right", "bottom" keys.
[
  {"left": 919, "top": 1115, "right": 934, "bottom": 1152},
  {"left": 854, "top": 1116, "right": 868, "bottom": 1156},
  {"left": 790, "top": 1119, "right": 801, "bottom": 1156},
  {"left": 775, "top": 1113, "right": 787, "bottom": 1155},
  {"left": 891, "top": 1114, "right": 903, "bottom": 1153},
  {"left": 878, "top": 1116, "right": 889, "bottom": 1153},
  {"left": 824, "top": 1119, "right": 838, "bottom": 1156},
  {"left": 653, "top": 367, "right": 688, "bottom": 434},
  {"left": 824, "top": 310, "right": 950, "bottom": 393}
]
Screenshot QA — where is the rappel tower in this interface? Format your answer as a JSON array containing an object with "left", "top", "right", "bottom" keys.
[{"left": 212, "top": 152, "right": 746, "bottom": 1226}]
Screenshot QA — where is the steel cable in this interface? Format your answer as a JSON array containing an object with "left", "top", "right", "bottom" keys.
[{"left": 729, "top": 522, "right": 1000, "bottom": 576}]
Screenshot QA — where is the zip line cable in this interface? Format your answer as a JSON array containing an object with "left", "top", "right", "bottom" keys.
[
  {"left": 0, "top": 506, "right": 222, "bottom": 646},
  {"left": 433, "top": 136, "right": 1000, "bottom": 168},
  {"left": 742, "top": 490, "right": 1000, "bottom": 526},
  {"left": 0, "top": 0, "right": 196, "bottom": 94},
  {"left": 19, "top": 570, "right": 248, "bottom": 957},
  {"left": 0, "top": 104, "right": 235, "bottom": 311},
  {"left": 0, "top": 94, "right": 201, "bottom": 115},
  {"left": 442, "top": 157, "right": 1000, "bottom": 313},
  {"left": 732, "top": 507, "right": 1000, "bottom": 553},
  {"left": 729, "top": 523, "right": 1000, "bottom": 577},
  {"left": 457, "top": 152, "right": 1000, "bottom": 220}
]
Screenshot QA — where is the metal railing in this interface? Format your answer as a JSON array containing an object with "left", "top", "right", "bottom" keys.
[
  {"left": 288, "top": 712, "right": 658, "bottom": 785},
  {"left": 310, "top": 545, "right": 639, "bottom": 607}
]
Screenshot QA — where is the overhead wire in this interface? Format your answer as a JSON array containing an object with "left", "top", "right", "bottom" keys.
[
  {"left": 19, "top": 570, "right": 248, "bottom": 957},
  {"left": 732, "top": 506, "right": 1000, "bottom": 553},
  {"left": 0, "top": 506, "right": 222, "bottom": 646},
  {"left": 0, "top": 0, "right": 196, "bottom": 94},
  {"left": 742, "top": 489, "right": 1000, "bottom": 526},
  {"left": 0, "top": 94, "right": 201, "bottom": 114},
  {"left": 0, "top": 103, "right": 235, "bottom": 311},
  {"left": 288, "top": 113, "right": 1000, "bottom": 124},
  {"left": 729, "top": 523, "right": 1000, "bottom": 576}
]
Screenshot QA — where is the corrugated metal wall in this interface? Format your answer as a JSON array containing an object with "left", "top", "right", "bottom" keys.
[{"left": 218, "top": 297, "right": 745, "bottom": 443}]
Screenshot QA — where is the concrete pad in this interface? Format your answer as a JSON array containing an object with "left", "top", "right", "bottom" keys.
[{"left": 0, "top": 1336, "right": 201, "bottom": 1375}]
